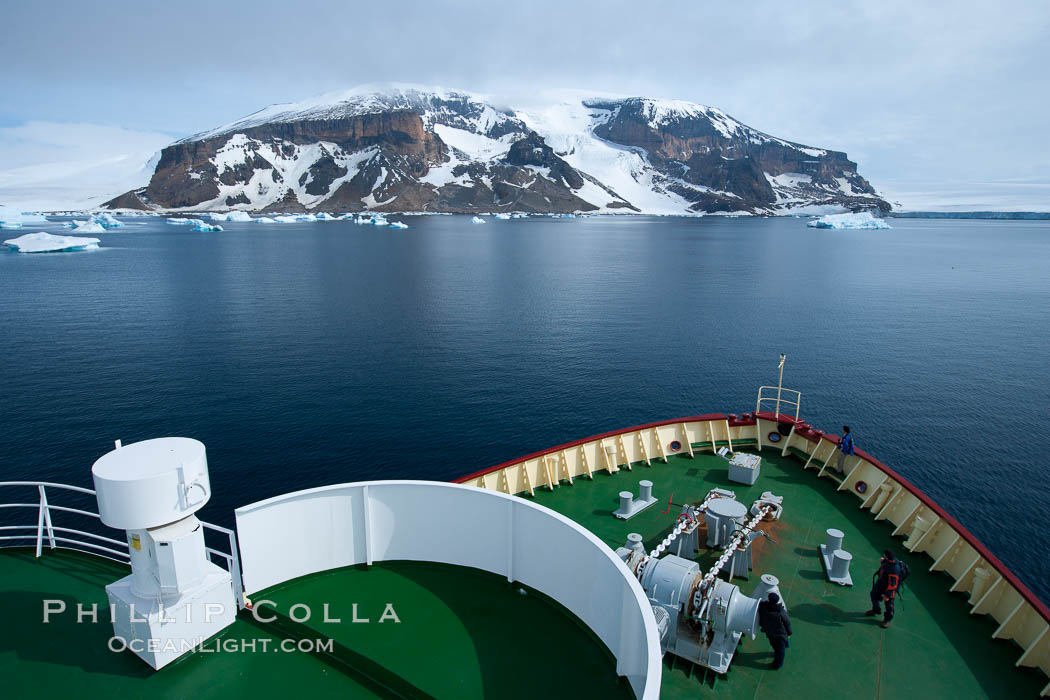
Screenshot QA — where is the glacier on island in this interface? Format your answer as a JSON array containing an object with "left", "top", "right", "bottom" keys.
[
  {"left": 4, "top": 231, "right": 100, "bottom": 253},
  {"left": 807, "top": 211, "right": 891, "bottom": 229}
]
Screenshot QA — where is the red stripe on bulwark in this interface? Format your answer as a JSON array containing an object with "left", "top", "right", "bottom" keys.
[{"left": 455, "top": 413, "right": 1050, "bottom": 625}]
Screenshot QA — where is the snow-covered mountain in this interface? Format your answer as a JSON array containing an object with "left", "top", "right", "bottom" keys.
[{"left": 107, "top": 85, "right": 889, "bottom": 215}]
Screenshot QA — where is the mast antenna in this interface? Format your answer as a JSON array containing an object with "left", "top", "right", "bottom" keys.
[{"left": 775, "top": 354, "right": 786, "bottom": 419}]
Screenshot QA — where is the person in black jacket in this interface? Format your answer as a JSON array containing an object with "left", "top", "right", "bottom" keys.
[
  {"left": 757, "top": 592, "right": 792, "bottom": 669},
  {"left": 867, "top": 549, "right": 903, "bottom": 628}
]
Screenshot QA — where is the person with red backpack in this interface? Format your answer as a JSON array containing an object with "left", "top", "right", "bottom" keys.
[{"left": 866, "top": 549, "right": 905, "bottom": 628}]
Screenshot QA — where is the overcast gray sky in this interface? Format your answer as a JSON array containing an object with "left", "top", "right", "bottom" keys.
[{"left": 2, "top": 0, "right": 1048, "bottom": 210}]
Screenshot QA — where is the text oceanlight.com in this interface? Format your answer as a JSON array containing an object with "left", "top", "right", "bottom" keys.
[
  {"left": 42, "top": 599, "right": 400, "bottom": 654},
  {"left": 108, "top": 636, "right": 334, "bottom": 655}
]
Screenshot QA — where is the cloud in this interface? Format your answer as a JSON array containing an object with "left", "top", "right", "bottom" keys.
[{"left": 0, "top": 0, "right": 1047, "bottom": 209}]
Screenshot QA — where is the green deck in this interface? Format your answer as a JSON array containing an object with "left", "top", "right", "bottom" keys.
[
  {"left": 0, "top": 548, "right": 381, "bottom": 698},
  {"left": 528, "top": 450, "right": 1048, "bottom": 698},
  {"left": 0, "top": 549, "right": 627, "bottom": 699},
  {"left": 2, "top": 448, "right": 1047, "bottom": 698}
]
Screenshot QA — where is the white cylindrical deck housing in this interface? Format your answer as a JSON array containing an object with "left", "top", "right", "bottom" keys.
[{"left": 92, "top": 437, "right": 210, "bottom": 530}]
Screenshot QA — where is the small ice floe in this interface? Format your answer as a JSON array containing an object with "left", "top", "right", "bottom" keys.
[
  {"left": 372, "top": 216, "right": 389, "bottom": 226},
  {"left": 807, "top": 212, "right": 891, "bottom": 230},
  {"left": 166, "top": 217, "right": 194, "bottom": 225},
  {"left": 494, "top": 213, "right": 512, "bottom": 220},
  {"left": 295, "top": 214, "right": 318, "bottom": 222},
  {"left": 190, "top": 219, "right": 223, "bottom": 232},
  {"left": 74, "top": 221, "right": 106, "bottom": 233},
  {"left": 4, "top": 231, "right": 100, "bottom": 253},
  {"left": 272, "top": 215, "right": 299, "bottom": 223},
  {"left": 471, "top": 216, "right": 486, "bottom": 224},
  {"left": 255, "top": 216, "right": 277, "bottom": 224},
  {"left": 315, "top": 213, "right": 336, "bottom": 221},
  {"left": 0, "top": 220, "right": 21, "bottom": 230},
  {"left": 389, "top": 221, "right": 408, "bottom": 229}
]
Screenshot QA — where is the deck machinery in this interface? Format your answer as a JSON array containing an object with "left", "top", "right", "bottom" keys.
[{"left": 615, "top": 489, "right": 784, "bottom": 673}]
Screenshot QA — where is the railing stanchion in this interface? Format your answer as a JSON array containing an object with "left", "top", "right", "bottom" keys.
[
  {"left": 35, "top": 487, "right": 46, "bottom": 558},
  {"left": 228, "top": 530, "right": 245, "bottom": 608},
  {"left": 39, "top": 485, "right": 56, "bottom": 551}
]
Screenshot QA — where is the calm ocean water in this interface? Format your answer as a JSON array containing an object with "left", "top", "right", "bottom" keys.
[{"left": 2, "top": 215, "right": 1049, "bottom": 601}]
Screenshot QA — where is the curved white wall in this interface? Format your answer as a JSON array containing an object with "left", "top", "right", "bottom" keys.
[{"left": 235, "top": 480, "right": 661, "bottom": 699}]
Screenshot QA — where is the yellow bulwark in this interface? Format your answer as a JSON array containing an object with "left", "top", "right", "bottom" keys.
[{"left": 458, "top": 413, "right": 1050, "bottom": 696}]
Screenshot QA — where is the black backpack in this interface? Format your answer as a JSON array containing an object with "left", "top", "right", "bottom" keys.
[{"left": 898, "top": 560, "right": 911, "bottom": 593}]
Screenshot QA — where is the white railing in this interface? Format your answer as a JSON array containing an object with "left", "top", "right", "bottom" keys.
[
  {"left": 202, "top": 521, "right": 245, "bottom": 609},
  {"left": 755, "top": 385, "right": 802, "bottom": 420},
  {"left": 0, "top": 481, "right": 245, "bottom": 609}
]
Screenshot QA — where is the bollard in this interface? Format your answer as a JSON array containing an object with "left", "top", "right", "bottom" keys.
[
  {"left": 825, "top": 528, "right": 844, "bottom": 553},
  {"left": 752, "top": 573, "right": 784, "bottom": 605},
  {"left": 831, "top": 550, "right": 853, "bottom": 581}
]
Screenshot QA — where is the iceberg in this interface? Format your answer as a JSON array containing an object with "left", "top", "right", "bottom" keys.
[
  {"left": 389, "top": 221, "right": 408, "bottom": 229},
  {"left": 0, "top": 208, "right": 49, "bottom": 227},
  {"left": 73, "top": 221, "right": 106, "bottom": 233},
  {"left": 471, "top": 216, "right": 486, "bottom": 224},
  {"left": 208, "top": 211, "right": 253, "bottom": 222},
  {"left": 372, "top": 216, "right": 389, "bottom": 226},
  {"left": 494, "top": 213, "right": 512, "bottom": 220},
  {"left": 807, "top": 212, "right": 891, "bottom": 230},
  {"left": 166, "top": 217, "right": 194, "bottom": 225},
  {"left": 5, "top": 231, "right": 100, "bottom": 253},
  {"left": 190, "top": 219, "right": 223, "bottom": 232},
  {"left": 255, "top": 216, "right": 277, "bottom": 224},
  {"left": 315, "top": 213, "right": 336, "bottom": 221},
  {"left": 272, "top": 215, "right": 299, "bottom": 223},
  {"left": 94, "top": 212, "right": 124, "bottom": 228}
]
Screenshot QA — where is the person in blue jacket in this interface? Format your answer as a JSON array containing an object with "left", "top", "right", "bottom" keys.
[{"left": 837, "top": 425, "right": 854, "bottom": 473}]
